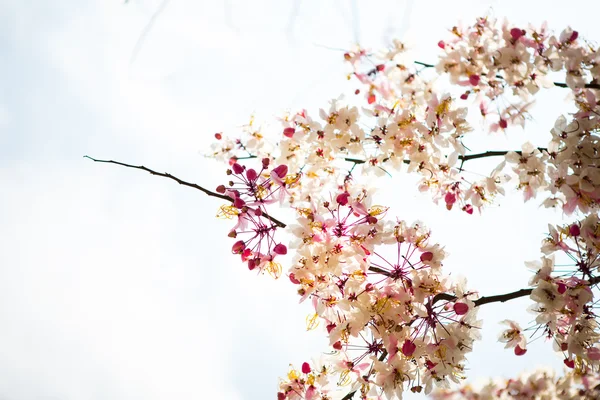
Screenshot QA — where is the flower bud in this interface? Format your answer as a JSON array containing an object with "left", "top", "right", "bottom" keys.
[
  {"left": 420, "top": 252, "right": 434, "bottom": 262},
  {"left": 232, "top": 240, "right": 246, "bottom": 254},
  {"left": 273, "top": 243, "right": 288, "bottom": 255},
  {"left": 232, "top": 163, "right": 244, "bottom": 174},
  {"left": 301, "top": 362, "right": 311, "bottom": 374},
  {"left": 514, "top": 345, "right": 527, "bottom": 356},
  {"left": 283, "top": 127, "right": 295, "bottom": 138},
  {"left": 272, "top": 164, "right": 288, "bottom": 179},
  {"left": 336, "top": 192, "right": 350, "bottom": 205},
  {"left": 234, "top": 198, "right": 246, "bottom": 208},
  {"left": 569, "top": 224, "right": 580, "bottom": 236},
  {"left": 246, "top": 168, "right": 258, "bottom": 181},
  {"left": 453, "top": 302, "right": 469, "bottom": 315}
]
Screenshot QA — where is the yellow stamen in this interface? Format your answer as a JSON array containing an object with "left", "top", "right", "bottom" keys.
[
  {"left": 216, "top": 204, "right": 240, "bottom": 219},
  {"left": 306, "top": 313, "right": 320, "bottom": 331}
]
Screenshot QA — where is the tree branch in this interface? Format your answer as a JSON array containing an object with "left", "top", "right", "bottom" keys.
[
  {"left": 432, "top": 275, "right": 600, "bottom": 307},
  {"left": 345, "top": 147, "right": 548, "bottom": 169},
  {"left": 84, "top": 156, "right": 287, "bottom": 228},
  {"left": 411, "top": 60, "right": 600, "bottom": 90}
]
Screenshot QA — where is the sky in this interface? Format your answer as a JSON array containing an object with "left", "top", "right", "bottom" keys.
[{"left": 1, "top": 0, "right": 600, "bottom": 399}]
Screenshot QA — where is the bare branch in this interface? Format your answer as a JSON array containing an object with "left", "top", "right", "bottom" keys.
[{"left": 84, "top": 156, "right": 287, "bottom": 228}]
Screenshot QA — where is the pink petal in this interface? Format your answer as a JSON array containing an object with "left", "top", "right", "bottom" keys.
[{"left": 401, "top": 340, "right": 416, "bottom": 357}]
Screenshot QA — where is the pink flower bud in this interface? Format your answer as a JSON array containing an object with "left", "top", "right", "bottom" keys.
[
  {"left": 326, "top": 323, "right": 336, "bottom": 333},
  {"left": 453, "top": 302, "right": 469, "bottom": 315},
  {"left": 510, "top": 28, "right": 525, "bottom": 40},
  {"left": 425, "top": 360, "right": 437, "bottom": 370},
  {"left": 248, "top": 258, "right": 257, "bottom": 270},
  {"left": 272, "top": 164, "right": 288, "bottom": 179},
  {"left": 232, "top": 163, "right": 244, "bottom": 174},
  {"left": 273, "top": 243, "right": 287, "bottom": 255},
  {"left": 336, "top": 192, "right": 350, "bottom": 205},
  {"left": 569, "top": 224, "right": 580, "bottom": 236},
  {"left": 499, "top": 118, "right": 508, "bottom": 129},
  {"left": 557, "top": 282, "right": 567, "bottom": 294},
  {"left": 368, "top": 94, "right": 376, "bottom": 104},
  {"left": 277, "top": 392, "right": 286, "bottom": 400},
  {"left": 438, "top": 41, "right": 445, "bottom": 49},
  {"left": 301, "top": 362, "right": 311, "bottom": 374},
  {"left": 246, "top": 168, "right": 257, "bottom": 181},
  {"left": 232, "top": 240, "right": 246, "bottom": 254},
  {"left": 333, "top": 341, "right": 342, "bottom": 350},
  {"left": 262, "top": 158, "right": 270, "bottom": 168},
  {"left": 216, "top": 185, "right": 226, "bottom": 194},
  {"left": 214, "top": 133, "right": 222, "bottom": 140},
  {"left": 469, "top": 74, "right": 480, "bottom": 86},
  {"left": 514, "top": 345, "right": 527, "bottom": 356},
  {"left": 460, "top": 91, "right": 470, "bottom": 100},
  {"left": 463, "top": 204, "right": 474, "bottom": 214},
  {"left": 570, "top": 31, "right": 579, "bottom": 42},
  {"left": 283, "top": 127, "right": 295, "bottom": 138},
  {"left": 234, "top": 198, "right": 246, "bottom": 208},
  {"left": 376, "top": 64, "right": 385, "bottom": 71},
  {"left": 402, "top": 340, "right": 416, "bottom": 357},
  {"left": 254, "top": 207, "right": 262, "bottom": 216},
  {"left": 564, "top": 358, "right": 575, "bottom": 368},
  {"left": 445, "top": 192, "right": 456, "bottom": 205},
  {"left": 420, "top": 252, "right": 434, "bottom": 262},
  {"left": 241, "top": 248, "right": 252, "bottom": 261}
]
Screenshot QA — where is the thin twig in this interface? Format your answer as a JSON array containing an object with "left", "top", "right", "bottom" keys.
[
  {"left": 84, "top": 156, "right": 287, "bottom": 228},
  {"left": 129, "top": 0, "right": 171, "bottom": 66}
]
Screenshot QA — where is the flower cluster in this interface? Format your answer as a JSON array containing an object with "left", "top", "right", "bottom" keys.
[
  {"left": 502, "top": 214, "right": 600, "bottom": 373},
  {"left": 431, "top": 368, "right": 600, "bottom": 399},
  {"left": 202, "top": 14, "right": 600, "bottom": 400},
  {"left": 283, "top": 188, "right": 481, "bottom": 396},
  {"left": 216, "top": 159, "right": 290, "bottom": 276}
]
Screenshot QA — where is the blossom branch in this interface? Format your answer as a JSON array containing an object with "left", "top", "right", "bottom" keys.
[
  {"left": 407, "top": 60, "right": 600, "bottom": 90},
  {"left": 433, "top": 275, "right": 600, "bottom": 307},
  {"left": 83, "top": 156, "right": 287, "bottom": 228},
  {"left": 345, "top": 147, "right": 548, "bottom": 169}
]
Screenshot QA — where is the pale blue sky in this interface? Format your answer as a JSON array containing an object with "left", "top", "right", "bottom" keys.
[{"left": 1, "top": 1, "right": 600, "bottom": 399}]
